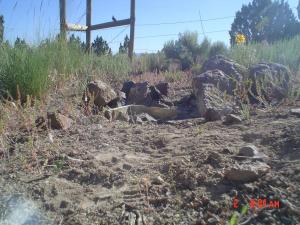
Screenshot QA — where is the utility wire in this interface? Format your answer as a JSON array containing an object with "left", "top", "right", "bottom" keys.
[
  {"left": 108, "top": 26, "right": 129, "bottom": 44},
  {"left": 136, "top": 16, "right": 234, "bottom": 26},
  {"left": 135, "top": 29, "right": 228, "bottom": 39}
]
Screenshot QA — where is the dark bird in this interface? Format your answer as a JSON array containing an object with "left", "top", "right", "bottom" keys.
[{"left": 112, "top": 16, "right": 117, "bottom": 22}]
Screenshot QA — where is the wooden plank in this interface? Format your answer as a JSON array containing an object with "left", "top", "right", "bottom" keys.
[
  {"left": 66, "top": 23, "right": 88, "bottom": 31},
  {"left": 86, "top": 0, "right": 92, "bottom": 52},
  {"left": 128, "top": 0, "right": 135, "bottom": 60},
  {"left": 59, "top": 0, "right": 66, "bottom": 40},
  {"left": 89, "top": 19, "right": 131, "bottom": 31}
]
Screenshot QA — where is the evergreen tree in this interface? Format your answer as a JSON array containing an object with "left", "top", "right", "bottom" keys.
[
  {"left": 119, "top": 35, "right": 130, "bottom": 54},
  {"left": 92, "top": 36, "right": 112, "bottom": 56},
  {"left": 0, "top": 15, "right": 4, "bottom": 43},
  {"left": 229, "top": 0, "right": 300, "bottom": 45}
]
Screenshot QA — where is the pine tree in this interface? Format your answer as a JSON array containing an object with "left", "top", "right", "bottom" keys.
[{"left": 229, "top": 0, "right": 300, "bottom": 45}]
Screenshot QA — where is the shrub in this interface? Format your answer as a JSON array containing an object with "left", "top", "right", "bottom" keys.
[
  {"left": 229, "top": 35, "right": 300, "bottom": 72},
  {"left": 208, "top": 41, "right": 228, "bottom": 58},
  {"left": 0, "top": 44, "right": 49, "bottom": 100}
]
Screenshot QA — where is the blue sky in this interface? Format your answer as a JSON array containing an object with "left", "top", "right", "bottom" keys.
[{"left": 0, "top": 0, "right": 299, "bottom": 53}]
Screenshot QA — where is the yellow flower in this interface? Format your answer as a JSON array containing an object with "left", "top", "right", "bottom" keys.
[{"left": 235, "top": 33, "right": 246, "bottom": 44}]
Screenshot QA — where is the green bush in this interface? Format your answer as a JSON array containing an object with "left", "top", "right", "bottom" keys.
[
  {"left": 229, "top": 36, "right": 300, "bottom": 72},
  {"left": 208, "top": 41, "right": 228, "bottom": 58},
  {"left": 0, "top": 44, "right": 49, "bottom": 99}
]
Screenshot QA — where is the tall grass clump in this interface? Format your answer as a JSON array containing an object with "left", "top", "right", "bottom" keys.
[
  {"left": 0, "top": 43, "right": 49, "bottom": 100},
  {"left": 40, "top": 39, "right": 85, "bottom": 80},
  {"left": 132, "top": 52, "right": 167, "bottom": 74},
  {"left": 90, "top": 54, "right": 131, "bottom": 82},
  {"left": 229, "top": 35, "right": 300, "bottom": 72}
]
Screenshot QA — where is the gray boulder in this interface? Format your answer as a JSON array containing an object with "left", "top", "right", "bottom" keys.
[
  {"left": 155, "top": 82, "right": 170, "bottom": 96},
  {"left": 192, "top": 70, "right": 236, "bottom": 121},
  {"left": 121, "top": 80, "right": 135, "bottom": 99},
  {"left": 201, "top": 55, "right": 247, "bottom": 82},
  {"left": 249, "top": 62, "right": 291, "bottom": 102},
  {"left": 193, "top": 69, "right": 236, "bottom": 95},
  {"left": 127, "top": 81, "right": 153, "bottom": 106},
  {"left": 84, "top": 80, "right": 117, "bottom": 108},
  {"left": 47, "top": 112, "right": 73, "bottom": 130},
  {"left": 225, "top": 162, "right": 270, "bottom": 182},
  {"left": 192, "top": 82, "right": 234, "bottom": 121}
]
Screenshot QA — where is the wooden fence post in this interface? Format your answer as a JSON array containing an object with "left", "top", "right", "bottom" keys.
[
  {"left": 128, "top": 0, "right": 135, "bottom": 61},
  {"left": 86, "top": 0, "right": 92, "bottom": 53},
  {"left": 59, "top": 0, "right": 66, "bottom": 40}
]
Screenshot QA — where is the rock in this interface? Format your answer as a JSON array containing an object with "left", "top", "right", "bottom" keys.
[
  {"left": 104, "top": 105, "right": 177, "bottom": 122},
  {"left": 123, "top": 163, "right": 132, "bottom": 170},
  {"left": 205, "top": 152, "right": 222, "bottom": 167},
  {"left": 127, "top": 81, "right": 152, "bottom": 105},
  {"left": 193, "top": 69, "right": 236, "bottom": 95},
  {"left": 121, "top": 80, "right": 135, "bottom": 99},
  {"left": 59, "top": 200, "right": 69, "bottom": 209},
  {"left": 201, "top": 55, "right": 247, "bottom": 82},
  {"left": 225, "top": 162, "right": 270, "bottom": 182},
  {"left": 35, "top": 116, "right": 47, "bottom": 130},
  {"left": 111, "top": 156, "right": 119, "bottom": 163},
  {"left": 130, "top": 113, "right": 157, "bottom": 124},
  {"left": 224, "top": 114, "right": 242, "bottom": 125},
  {"left": 291, "top": 108, "right": 300, "bottom": 117},
  {"left": 155, "top": 82, "right": 169, "bottom": 96},
  {"left": 192, "top": 82, "right": 234, "bottom": 121},
  {"left": 126, "top": 81, "right": 168, "bottom": 107},
  {"left": 249, "top": 63, "right": 291, "bottom": 103},
  {"left": 47, "top": 112, "right": 73, "bottom": 130},
  {"left": 238, "top": 145, "right": 259, "bottom": 157},
  {"left": 149, "top": 85, "right": 163, "bottom": 102},
  {"left": 207, "top": 216, "right": 220, "bottom": 225},
  {"left": 104, "top": 108, "right": 130, "bottom": 122},
  {"left": 152, "top": 176, "right": 164, "bottom": 185},
  {"left": 84, "top": 80, "right": 117, "bottom": 108},
  {"left": 107, "top": 91, "right": 126, "bottom": 108}
]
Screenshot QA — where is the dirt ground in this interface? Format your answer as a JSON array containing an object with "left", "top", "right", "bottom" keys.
[{"left": 0, "top": 81, "right": 300, "bottom": 225}]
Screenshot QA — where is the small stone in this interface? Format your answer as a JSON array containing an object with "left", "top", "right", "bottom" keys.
[
  {"left": 225, "top": 162, "right": 270, "bottom": 182},
  {"left": 224, "top": 114, "right": 242, "bottom": 125},
  {"left": 84, "top": 80, "right": 117, "bottom": 108},
  {"left": 47, "top": 112, "right": 73, "bottom": 130},
  {"left": 238, "top": 145, "right": 259, "bottom": 157},
  {"left": 207, "top": 215, "right": 220, "bottom": 225},
  {"left": 60, "top": 200, "right": 69, "bottom": 208},
  {"left": 290, "top": 108, "right": 300, "bottom": 117},
  {"left": 123, "top": 163, "right": 132, "bottom": 170},
  {"left": 111, "top": 156, "right": 119, "bottom": 163},
  {"left": 152, "top": 176, "right": 164, "bottom": 185},
  {"left": 230, "top": 189, "right": 238, "bottom": 197},
  {"left": 155, "top": 82, "right": 169, "bottom": 96}
]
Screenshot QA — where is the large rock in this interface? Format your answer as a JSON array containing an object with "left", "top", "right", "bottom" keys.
[
  {"left": 193, "top": 69, "right": 236, "bottom": 95},
  {"left": 201, "top": 55, "right": 247, "bottom": 82},
  {"left": 291, "top": 108, "right": 300, "bottom": 117},
  {"left": 249, "top": 63, "right": 291, "bottom": 102},
  {"left": 121, "top": 80, "right": 135, "bottom": 99},
  {"left": 225, "top": 162, "right": 270, "bottom": 182},
  {"left": 126, "top": 81, "right": 167, "bottom": 107},
  {"left": 127, "top": 82, "right": 152, "bottom": 106},
  {"left": 155, "top": 82, "right": 169, "bottom": 96},
  {"left": 107, "top": 91, "right": 126, "bottom": 108},
  {"left": 104, "top": 105, "right": 177, "bottom": 121},
  {"left": 224, "top": 114, "right": 242, "bottom": 125},
  {"left": 47, "top": 112, "right": 73, "bottom": 130},
  {"left": 84, "top": 80, "right": 117, "bottom": 108},
  {"left": 192, "top": 69, "right": 239, "bottom": 121}
]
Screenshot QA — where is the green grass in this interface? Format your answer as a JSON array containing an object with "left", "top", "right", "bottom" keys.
[
  {"left": 0, "top": 39, "right": 131, "bottom": 100},
  {"left": 0, "top": 35, "right": 300, "bottom": 101},
  {"left": 0, "top": 43, "right": 49, "bottom": 100},
  {"left": 229, "top": 36, "right": 300, "bottom": 72}
]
